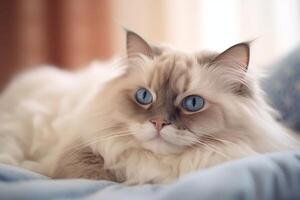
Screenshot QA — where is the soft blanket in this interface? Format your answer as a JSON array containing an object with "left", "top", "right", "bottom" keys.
[{"left": 0, "top": 151, "right": 299, "bottom": 200}]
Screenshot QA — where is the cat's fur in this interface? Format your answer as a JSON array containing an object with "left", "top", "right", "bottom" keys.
[{"left": 0, "top": 31, "right": 298, "bottom": 185}]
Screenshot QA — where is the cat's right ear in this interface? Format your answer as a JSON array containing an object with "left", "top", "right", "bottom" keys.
[
  {"left": 210, "top": 43, "right": 250, "bottom": 94},
  {"left": 126, "top": 30, "right": 153, "bottom": 59},
  {"left": 212, "top": 43, "right": 250, "bottom": 71}
]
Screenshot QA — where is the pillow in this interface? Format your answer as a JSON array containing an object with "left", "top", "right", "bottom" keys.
[{"left": 263, "top": 46, "right": 300, "bottom": 132}]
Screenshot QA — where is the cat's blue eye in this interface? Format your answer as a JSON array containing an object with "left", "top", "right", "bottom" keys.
[
  {"left": 182, "top": 95, "right": 205, "bottom": 112},
  {"left": 135, "top": 88, "right": 153, "bottom": 105}
]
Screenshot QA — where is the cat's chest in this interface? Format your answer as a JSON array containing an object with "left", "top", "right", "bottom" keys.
[
  {"left": 95, "top": 141, "right": 211, "bottom": 184},
  {"left": 105, "top": 149, "right": 203, "bottom": 184},
  {"left": 113, "top": 153, "right": 179, "bottom": 184}
]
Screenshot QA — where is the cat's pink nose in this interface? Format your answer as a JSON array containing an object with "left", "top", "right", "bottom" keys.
[{"left": 150, "top": 118, "right": 171, "bottom": 134}]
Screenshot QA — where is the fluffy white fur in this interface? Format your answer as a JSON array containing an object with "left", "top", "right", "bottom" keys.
[{"left": 0, "top": 62, "right": 122, "bottom": 174}]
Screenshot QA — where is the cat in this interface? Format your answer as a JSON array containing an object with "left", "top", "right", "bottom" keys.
[{"left": 0, "top": 30, "right": 298, "bottom": 185}]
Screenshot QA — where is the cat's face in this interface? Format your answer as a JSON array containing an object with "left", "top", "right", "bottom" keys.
[{"left": 99, "top": 31, "right": 250, "bottom": 155}]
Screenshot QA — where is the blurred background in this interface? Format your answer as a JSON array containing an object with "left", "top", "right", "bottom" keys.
[{"left": 0, "top": 0, "right": 300, "bottom": 90}]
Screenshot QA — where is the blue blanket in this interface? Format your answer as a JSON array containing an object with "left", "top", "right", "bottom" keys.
[{"left": 1, "top": 151, "right": 300, "bottom": 200}]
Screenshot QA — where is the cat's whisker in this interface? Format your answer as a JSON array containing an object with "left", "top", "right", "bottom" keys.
[
  {"left": 200, "top": 134, "right": 236, "bottom": 146},
  {"left": 66, "top": 132, "right": 133, "bottom": 158},
  {"left": 192, "top": 140, "right": 230, "bottom": 159},
  {"left": 191, "top": 134, "right": 233, "bottom": 159},
  {"left": 64, "top": 129, "right": 132, "bottom": 151},
  {"left": 71, "top": 130, "right": 132, "bottom": 150},
  {"left": 279, "top": 131, "right": 300, "bottom": 146},
  {"left": 88, "top": 125, "right": 127, "bottom": 135},
  {"left": 189, "top": 128, "right": 237, "bottom": 146}
]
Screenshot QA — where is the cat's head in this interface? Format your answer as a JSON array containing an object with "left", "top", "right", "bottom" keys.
[{"left": 96, "top": 31, "right": 253, "bottom": 155}]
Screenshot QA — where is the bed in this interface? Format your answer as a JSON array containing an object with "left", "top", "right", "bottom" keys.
[{"left": 0, "top": 151, "right": 300, "bottom": 200}]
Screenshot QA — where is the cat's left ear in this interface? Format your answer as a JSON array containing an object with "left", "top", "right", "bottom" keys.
[
  {"left": 212, "top": 43, "right": 250, "bottom": 71},
  {"left": 212, "top": 43, "right": 250, "bottom": 94},
  {"left": 126, "top": 30, "right": 153, "bottom": 59}
]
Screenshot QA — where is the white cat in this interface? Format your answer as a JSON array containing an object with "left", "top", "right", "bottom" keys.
[{"left": 0, "top": 31, "right": 298, "bottom": 185}]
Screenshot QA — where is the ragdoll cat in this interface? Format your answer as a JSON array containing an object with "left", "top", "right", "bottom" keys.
[{"left": 0, "top": 31, "right": 298, "bottom": 185}]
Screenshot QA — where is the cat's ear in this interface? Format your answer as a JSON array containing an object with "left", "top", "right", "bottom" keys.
[
  {"left": 126, "top": 30, "right": 153, "bottom": 58},
  {"left": 212, "top": 43, "right": 250, "bottom": 71},
  {"left": 212, "top": 43, "right": 250, "bottom": 94}
]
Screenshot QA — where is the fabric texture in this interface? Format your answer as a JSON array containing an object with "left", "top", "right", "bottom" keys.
[{"left": 0, "top": 151, "right": 300, "bottom": 200}]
